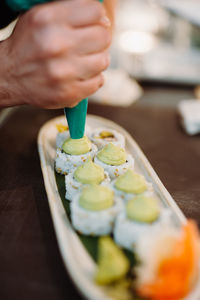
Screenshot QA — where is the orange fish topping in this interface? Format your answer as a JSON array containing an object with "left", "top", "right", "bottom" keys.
[{"left": 137, "top": 221, "right": 200, "bottom": 300}]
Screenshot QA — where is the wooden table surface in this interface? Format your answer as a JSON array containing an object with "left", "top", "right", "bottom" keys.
[{"left": 0, "top": 90, "right": 200, "bottom": 300}]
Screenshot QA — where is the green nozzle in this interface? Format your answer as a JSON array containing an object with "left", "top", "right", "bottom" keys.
[{"left": 64, "top": 99, "right": 88, "bottom": 139}]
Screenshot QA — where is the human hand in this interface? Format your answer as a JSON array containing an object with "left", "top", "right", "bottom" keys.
[{"left": 0, "top": 0, "right": 111, "bottom": 109}]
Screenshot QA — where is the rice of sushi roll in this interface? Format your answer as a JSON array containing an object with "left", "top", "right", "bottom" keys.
[
  {"left": 94, "top": 143, "right": 134, "bottom": 180},
  {"left": 70, "top": 184, "right": 123, "bottom": 236},
  {"left": 56, "top": 123, "right": 91, "bottom": 148},
  {"left": 134, "top": 220, "right": 200, "bottom": 300},
  {"left": 90, "top": 127, "right": 125, "bottom": 150},
  {"left": 114, "top": 195, "right": 172, "bottom": 251},
  {"left": 55, "top": 136, "right": 97, "bottom": 175},
  {"left": 56, "top": 123, "right": 70, "bottom": 148},
  {"left": 65, "top": 157, "right": 110, "bottom": 201},
  {"left": 110, "top": 169, "right": 153, "bottom": 202}
]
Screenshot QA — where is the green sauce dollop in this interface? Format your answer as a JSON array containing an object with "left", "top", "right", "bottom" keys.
[
  {"left": 126, "top": 196, "right": 160, "bottom": 223},
  {"left": 79, "top": 185, "right": 114, "bottom": 211},
  {"left": 115, "top": 169, "right": 147, "bottom": 194},
  {"left": 74, "top": 157, "right": 104, "bottom": 184},
  {"left": 95, "top": 236, "right": 130, "bottom": 285},
  {"left": 62, "top": 136, "right": 91, "bottom": 155},
  {"left": 97, "top": 143, "right": 126, "bottom": 166}
]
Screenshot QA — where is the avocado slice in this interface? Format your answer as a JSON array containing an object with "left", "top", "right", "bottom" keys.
[{"left": 95, "top": 236, "right": 130, "bottom": 285}]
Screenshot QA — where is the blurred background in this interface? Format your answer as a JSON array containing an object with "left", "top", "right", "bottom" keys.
[
  {"left": 1, "top": 0, "right": 200, "bottom": 108},
  {"left": 114, "top": 0, "right": 200, "bottom": 86},
  {"left": 91, "top": 0, "right": 200, "bottom": 108}
]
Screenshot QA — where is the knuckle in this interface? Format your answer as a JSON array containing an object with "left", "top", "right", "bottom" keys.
[
  {"left": 87, "top": 75, "right": 104, "bottom": 95},
  {"left": 28, "top": 7, "right": 50, "bottom": 27},
  {"left": 97, "top": 74, "right": 104, "bottom": 88},
  {"left": 37, "top": 32, "right": 58, "bottom": 57},
  {"left": 56, "top": 85, "right": 77, "bottom": 105},
  {"left": 28, "top": 8, "right": 40, "bottom": 26},
  {"left": 104, "top": 30, "right": 112, "bottom": 47},
  {"left": 98, "top": 53, "right": 110, "bottom": 71},
  {"left": 35, "top": 30, "right": 72, "bottom": 58},
  {"left": 46, "top": 64, "right": 57, "bottom": 81},
  {"left": 38, "top": 37, "right": 53, "bottom": 57},
  {"left": 47, "top": 63, "right": 75, "bottom": 82},
  {"left": 98, "top": 27, "right": 111, "bottom": 48},
  {"left": 91, "top": 1, "right": 104, "bottom": 19},
  {"left": 46, "top": 62, "right": 61, "bottom": 81}
]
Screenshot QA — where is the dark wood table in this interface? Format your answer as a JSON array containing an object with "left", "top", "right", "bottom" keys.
[{"left": 0, "top": 88, "right": 200, "bottom": 300}]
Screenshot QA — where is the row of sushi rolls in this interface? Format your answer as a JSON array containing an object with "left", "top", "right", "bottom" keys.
[{"left": 55, "top": 121, "right": 200, "bottom": 300}]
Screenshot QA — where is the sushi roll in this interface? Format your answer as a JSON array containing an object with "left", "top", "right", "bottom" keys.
[
  {"left": 90, "top": 127, "right": 125, "bottom": 150},
  {"left": 110, "top": 169, "right": 153, "bottom": 202},
  {"left": 55, "top": 136, "right": 97, "bottom": 175},
  {"left": 70, "top": 184, "right": 123, "bottom": 236},
  {"left": 65, "top": 157, "right": 110, "bottom": 201},
  {"left": 114, "top": 195, "right": 172, "bottom": 251},
  {"left": 94, "top": 143, "right": 134, "bottom": 180},
  {"left": 134, "top": 220, "right": 200, "bottom": 300},
  {"left": 56, "top": 123, "right": 91, "bottom": 148}
]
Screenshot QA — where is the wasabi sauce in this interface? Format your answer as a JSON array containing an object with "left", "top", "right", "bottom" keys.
[
  {"left": 79, "top": 185, "right": 114, "bottom": 211},
  {"left": 95, "top": 236, "right": 130, "bottom": 285},
  {"left": 74, "top": 157, "right": 104, "bottom": 184},
  {"left": 97, "top": 143, "right": 126, "bottom": 166},
  {"left": 115, "top": 169, "right": 147, "bottom": 194},
  {"left": 62, "top": 136, "right": 91, "bottom": 155},
  {"left": 126, "top": 196, "right": 160, "bottom": 223}
]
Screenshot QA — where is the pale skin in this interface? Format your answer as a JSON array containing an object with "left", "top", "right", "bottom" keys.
[{"left": 0, "top": 0, "right": 116, "bottom": 109}]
